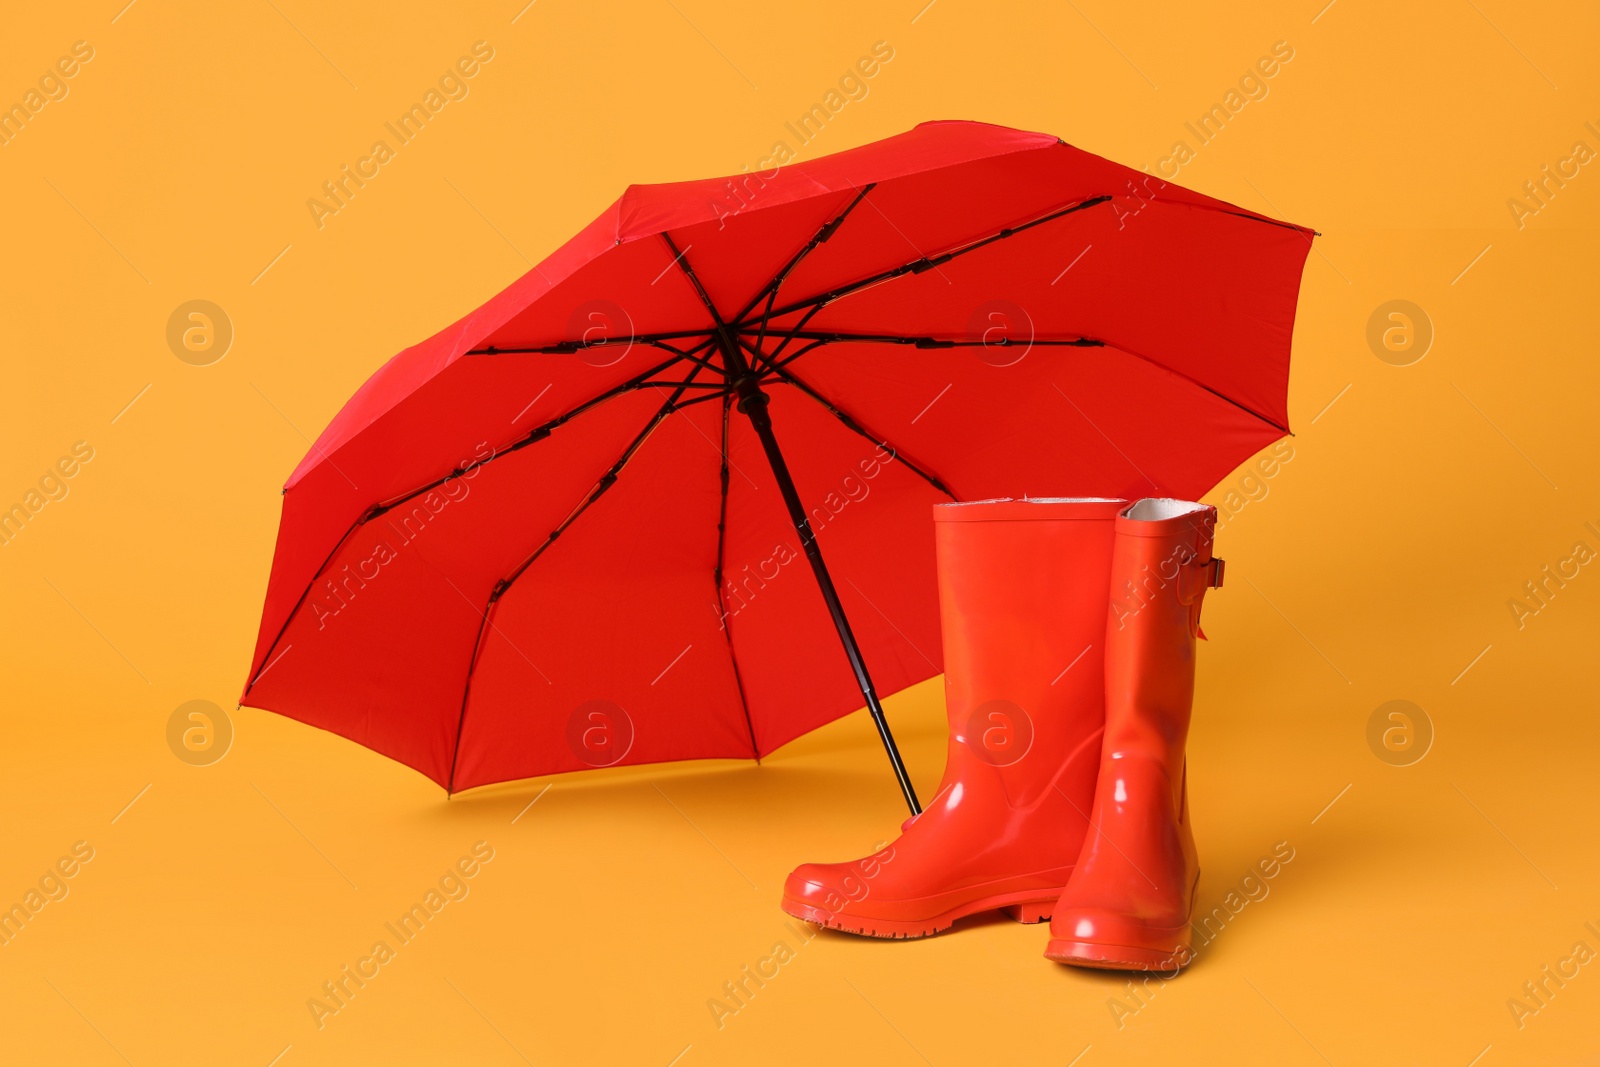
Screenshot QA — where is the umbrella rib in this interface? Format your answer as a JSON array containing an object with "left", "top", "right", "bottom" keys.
[
  {"left": 244, "top": 352, "right": 695, "bottom": 694},
  {"left": 447, "top": 599, "right": 503, "bottom": 795},
  {"left": 474, "top": 336, "right": 725, "bottom": 378},
  {"left": 762, "top": 338, "right": 833, "bottom": 372},
  {"left": 750, "top": 330, "right": 1288, "bottom": 435},
  {"left": 446, "top": 365, "right": 711, "bottom": 791},
  {"left": 638, "top": 380, "right": 729, "bottom": 389},
  {"left": 748, "top": 329, "right": 1103, "bottom": 345},
  {"left": 243, "top": 518, "right": 370, "bottom": 692},
  {"left": 734, "top": 336, "right": 957, "bottom": 499},
  {"left": 759, "top": 300, "right": 830, "bottom": 362},
  {"left": 365, "top": 352, "right": 695, "bottom": 520},
  {"left": 712, "top": 391, "right": 760, "bottom": 759},
  {"left": 733, "top": 183, "right": 876, "bottom": 327},
  {"left": 744, "top": 194, "right": 1114, "bottom": 327},
  {"left": 746, "top": 183, "right": 877, "bottom": 358},
  {"left": 469, "top": 330, "right": 714, "bottom": 354},
  {"left": 659, "top": 231, "right": 744, "bottom": 354},
  {"left": 745, "top": 329, "right": 1104, "bottom": 360},
  {"left": 673, "top": 387, "right": 738, "bottom": 410},
  {"left": 491, "top": 370, "right": 709, "bottom": 599}
]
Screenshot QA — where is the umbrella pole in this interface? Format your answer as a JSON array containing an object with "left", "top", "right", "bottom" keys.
[{"left": 732, "top": 380, "right": 923, "bottom": 817}]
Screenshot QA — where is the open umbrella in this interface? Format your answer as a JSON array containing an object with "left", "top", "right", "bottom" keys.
[{"left": 242, "top": 120, "right": 1313, "bottom": 813}]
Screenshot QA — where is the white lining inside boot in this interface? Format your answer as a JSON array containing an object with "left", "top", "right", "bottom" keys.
[{"left": 1125, "top": 498, "right": 1207, "bottom": 521}]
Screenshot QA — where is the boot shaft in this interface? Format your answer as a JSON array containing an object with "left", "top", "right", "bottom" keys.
[
  {"left": 1105, "top": 499, "right": 1221, "bottom": 772},
  {"left": 1046, "top": 497, "right": 1220, "bottom": 969},
  {"left": 932, "top": 498, "right": 1125, "bottom": 800}
]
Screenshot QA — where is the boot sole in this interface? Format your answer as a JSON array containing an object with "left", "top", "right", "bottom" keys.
[
  {"left": 1042, "top": 938, "right": 1194, "bottom": 972},
  {"left": 781, "top": 889, "right": 1058, "bottom": 940},
  {"left": 1044, "top": 883, "right": 1199, "bottom": 972}
]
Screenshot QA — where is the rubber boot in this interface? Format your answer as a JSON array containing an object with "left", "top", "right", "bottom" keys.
[
  {"left": 781, "top": 498, "right": 1125, "bottom": 938},
  {"left": 1044, "top": 498, "right": 1223, "bottom": 970}
]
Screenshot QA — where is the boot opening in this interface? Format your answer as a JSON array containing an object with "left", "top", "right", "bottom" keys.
[{"left": 1124, "top": 498, "right": 1207, "bottom": 522}]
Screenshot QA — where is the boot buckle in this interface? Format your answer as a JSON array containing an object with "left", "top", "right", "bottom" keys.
[{"left": 1205, "top": 557, "right": 1225, "bottom": 589}]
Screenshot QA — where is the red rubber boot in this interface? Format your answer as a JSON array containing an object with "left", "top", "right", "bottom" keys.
[
  {"left": 781, "top": 498, "right": 1125, "bottom": 938},
  {"left": 1045, "top": 498, "right": 1223, "bottom": 970}
]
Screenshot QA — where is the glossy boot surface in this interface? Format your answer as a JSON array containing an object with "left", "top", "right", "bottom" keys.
[
  {"left": 1045, "top": 498, "right": 1222, "bottom": 970},
  {"left": 781, "top": 498, "right": 1124, "bottom": 938}
]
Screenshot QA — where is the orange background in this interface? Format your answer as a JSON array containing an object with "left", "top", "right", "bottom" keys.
[{"left": 2, "top": 1, "right": 1597, "bottom": 1064}]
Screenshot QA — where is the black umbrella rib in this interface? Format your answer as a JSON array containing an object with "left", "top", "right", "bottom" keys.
[
  {"left": 244, "top": 518, "right": 369, "bottom": 692},
  {"left": 490, "top": 373, "right": 705, "bottom": 603},
  {"left": 446, "top": 365, "right": 710, "bottom": 790},
  {"left": 732, "top": 183, "right": 876, "bottom": 329},
  {"left": 733, "top": 337, "right": 956, "bottom": 499},
  {"left": 745, "top": 194, "right": 1113, "bottom": 326},
  {"left": 762, "top": 339, "right": 833, "bottom": 372},
  {"left": 475, "top": 336, "right": 724, "bottom": 378},
  {"left": 673, "top": 387, "right": 738, "bottom": 410},
  {"left": 758, "top": 335, "right": 1103, "bottom": 373},
  {"left": 746, "top": 328, "right": 1104, "bottom": 349},
  {"left": 364, "top": 351, "right": 695, "bottom": 521},
  {"left": 470, "top": 329, "right": 713, "bottom": 354},
  {"left": 758, "top": 304, "right": 828, "bottom": 364},
  {"left": 638, "top": 380, "right": 728, "bottom": 389},
  {"left": 446, "top": 594, "right": 504, "bottom": 794},
  {"left": 243, "top": 352, "right": 698, "bottom": 694},
  {"left": 712, "top": 391, "right": 760, "bottom": 758},
  {"left": 752, "top": 328, "right": 1288, "bottom": 435},
  {"left": 746, "top": 184, "right": 877, "bottom": 357},
  {"left": 660, "top": 232, "right": 740, "bottom": 344}
]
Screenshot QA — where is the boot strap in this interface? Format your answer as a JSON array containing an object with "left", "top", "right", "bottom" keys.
[{"left": 1178, "top": 555, "right": 1224, "bottom": 607}]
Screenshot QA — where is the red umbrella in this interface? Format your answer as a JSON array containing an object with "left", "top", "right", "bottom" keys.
[{"left": 241, "top": 120, "right": 1313, "bottom": 811}]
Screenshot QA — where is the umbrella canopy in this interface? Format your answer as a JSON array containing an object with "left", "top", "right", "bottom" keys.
[{"left": 241, "top": 119, "right": 1313, "bottom": 805}]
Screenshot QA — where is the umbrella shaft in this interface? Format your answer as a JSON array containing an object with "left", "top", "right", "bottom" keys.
[{"left": 733, "top": 378, "right": 923, "bottom": 817}]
